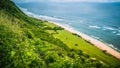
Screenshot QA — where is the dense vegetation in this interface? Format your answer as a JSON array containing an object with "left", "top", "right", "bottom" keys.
[{"left": 0, "top": 0, "right": 120, "bottom": 68}]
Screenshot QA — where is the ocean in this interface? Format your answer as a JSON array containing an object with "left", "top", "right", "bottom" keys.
[{"left": 14, "top": 2, "right": 120, "bottom": 51}]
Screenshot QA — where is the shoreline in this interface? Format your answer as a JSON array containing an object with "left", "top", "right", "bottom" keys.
[{"left": 48, "top": 20, "right": 120, "bottom": 59}]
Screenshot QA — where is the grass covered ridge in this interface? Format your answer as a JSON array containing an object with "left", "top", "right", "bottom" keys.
[{"left": 0, "top": 0, "right": 120, "bottom": 68}]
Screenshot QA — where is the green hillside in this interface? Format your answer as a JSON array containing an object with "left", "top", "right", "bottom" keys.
[{"left": 0, "top": 0, "right": 120, "bottom": 68}]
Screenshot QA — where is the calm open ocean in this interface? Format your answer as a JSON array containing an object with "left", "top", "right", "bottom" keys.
[{"left": 15, "top": 2, "right": 120, "bottom": 51}]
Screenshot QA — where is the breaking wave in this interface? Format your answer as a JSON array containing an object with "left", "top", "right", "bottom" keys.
[
  {"left": 89, "top": 25, "right": 101, "bottom": 29},
  {"left": 20, "top": 7, "right": 63, "bottom": 21}
]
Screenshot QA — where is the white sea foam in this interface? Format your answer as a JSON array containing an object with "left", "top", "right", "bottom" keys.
[
  {"left": 60, "top": 23, "right": 120, "bottom": 52},
  {"left": 61, "top": 24, "right": 120, "bottom": 52},
  {"left": 20, "top": 7, "right": 34, "bottom": 16},
  {"left": 90, "top": 35, "right": 104, "bottom": 42},
  {"left": 89, "top": 25, "right": 101, "bottom": 29},
  {"left": 103, "top": 26, "right": 117, "bottom": 31},
  {"left": 38, "top": 15, "right": 63, "bottom": 21},
  {"left": 20, "top": 7, "right": 63, "bottom": 21},
  {"left": 19, "top": 7, "right": 120, "bottom": 52},
  {"left": 112, "top": 31, "right": 117, "bottom": 34},
  {"left": 90, "top": 35, "right": 100, "bottom": 40},
  {"left": 116, "top": 33, "right": 120, "bottom": 36},
  {"left": 118, "top": 30, "right": 120, "bottom": 32},
  {"left": 109, "top": 44, "right": 115, "bottom": 48},
  {"left": 108, "top": 44, "right": 120, "bottom": 52}
]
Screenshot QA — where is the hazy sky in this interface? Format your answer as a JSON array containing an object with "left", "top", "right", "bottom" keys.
[{"left": 14, "top": 0, "right": 120, "bottom": 2}]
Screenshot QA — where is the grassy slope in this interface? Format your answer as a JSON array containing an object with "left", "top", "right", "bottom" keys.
[
  {"left": 45, "top": 22, "right": 120, "bottom": 66},
  {"left": 0, "top": 0, "right": 120, "bottom": 68}
]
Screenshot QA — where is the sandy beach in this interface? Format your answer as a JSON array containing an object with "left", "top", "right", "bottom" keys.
[{"left": 49, "top": 21, "right": 120, "bottom": 59}]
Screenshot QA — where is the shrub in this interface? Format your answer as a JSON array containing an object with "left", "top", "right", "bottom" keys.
[{"left": 75, "top": 44, "right": 78, "bottom": 46}]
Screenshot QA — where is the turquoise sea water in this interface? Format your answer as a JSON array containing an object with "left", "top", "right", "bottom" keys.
[{"left": 15, "top": 2, "right": 120, "bottom": 51}]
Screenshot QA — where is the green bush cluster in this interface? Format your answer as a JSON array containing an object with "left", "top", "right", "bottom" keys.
[
  {"left": 43, "top": 26, "right": 64, "bottom": 31},
  {"left": 0, "top": 0, "right": 119, "bottom": 68}
]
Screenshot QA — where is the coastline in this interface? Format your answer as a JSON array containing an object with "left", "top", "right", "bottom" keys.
[
  {"left": 22, "top": 8, "right": 120, "bottom": 59},
  {"left": 48, "top": 20, "right": 120, "bottom": 59}
]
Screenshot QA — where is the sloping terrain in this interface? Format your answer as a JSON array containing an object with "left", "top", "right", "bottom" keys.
[{"left": 0, "top": 0, "right": 120, "bottom": 68}]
